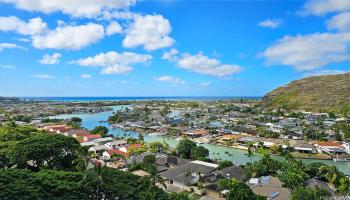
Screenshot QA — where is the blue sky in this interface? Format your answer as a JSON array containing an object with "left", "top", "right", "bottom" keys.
[{"left": 0, "top": 0, "right": 350, "bottom": 97}]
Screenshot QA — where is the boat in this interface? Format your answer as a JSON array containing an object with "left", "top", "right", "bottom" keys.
[{"left": 333, "top": 158, "right": 349, "bottom": 162}]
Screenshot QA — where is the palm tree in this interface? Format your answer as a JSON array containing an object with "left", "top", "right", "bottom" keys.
[
  {"left": 82, "top": 163, "right": 103, "bottom": 200},
  {"left": 246, "top": 143, "right": 254, "bottom": 163}
]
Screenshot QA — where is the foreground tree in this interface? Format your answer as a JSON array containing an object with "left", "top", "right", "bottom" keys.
[{"left": 7, "top": 134, "right": 80, "bottom": 170}]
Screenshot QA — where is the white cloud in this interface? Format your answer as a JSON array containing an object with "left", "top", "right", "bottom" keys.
[
  {"left": 38, "top": 53, "right": 61, "bottom": 64},
  {"left": 327, "top": 12, "right": 350, "bottom": 32},
  {"left": 201, "top": 82, "right": 211, "bottom": 87},
  {"left": 34, "top": 74, "right": 54, "bottom": 79},
  {"left": 0, "top": 64, "right": 15, "bottom": 69},
  {"left": 101, "top": 10, "right": 138, "bottom": 20},
  {"left": 81, "top": 74, "right": 92, "bottom": 79},
  {"left": 155, "top": 76, "right": 186, "bottom": 85},
  {"left": 75, "top": 51, "right": 152, "bottom": 75},
  {"left": 32, "top": 23, "right": 104, "bottom": 50},
  {"left": 0, "top": 43, "right": 25, "bottom": 51},
  {"left": 258, "top": 19, "right": 282, "bottom": 28},
  {"left": 163, "top": 50, "right": 242, "bottom": 77},
  {"left": 162, "top": 48, "right": 178, "bottom": 61},
  {"left": 15, "top": 37, "right": 30, "bottom": 42},
  {"left": 123, "top": 14, "right": 175, "bottom": 51},
  {"left": 1, "top": 0, "right": 136, "bottom": 18},
  {"left": 303, "top": 69, "right": 347, "bottom": 77},
  {"left": 262, "top": 32, "right": 350, "bottom": 71},
  {"left": 106, "top": 21, "right": 122, "bottom": 36},
  {"left": 0, "top": 16, "right": 47, "bottom": 35},
  {"left": 300, "top": 0, "right": 350, "bottom": 16}
]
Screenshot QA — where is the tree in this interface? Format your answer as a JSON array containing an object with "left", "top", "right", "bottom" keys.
[
  {"left": 8, "top": 134, "right": 80, "bottom": 170},
  {"left": 91, "top": 126, "right": 109, "bottom": 137},
  {"left": 176, "top": 138, "right": 196, "bottom": 159},
  {"left": 291, "top": 187, "right": 330, "bottom": 200},
  {"left": 148, "top": 141, "right": 169, "bottom": 153},
  {"left": 338, "top": 177, "right": 350, "bottom": 195},
  {"left": 71, "top": 117, "right": 82, "bottom": 123},
  {"left": 250, "top": 154, "right": 281, "bottom": 177},
  {"left": 190, "top": 146, "right": 209, "bottom": 160},
  {"left": 217, "top": 178, "right": 261, "bottom": 200},
  {"left": 218, "top": 160, "right": 233, "bottom": 170},
  {"left": 0, "top": 168, "right": 86, "bottom": 199},
  {"left": 278, "top": 158, "right": 309, "bottom": 189}
]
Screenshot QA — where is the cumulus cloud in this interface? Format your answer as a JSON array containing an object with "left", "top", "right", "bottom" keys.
[
  {"left": 38, "top": 53, "right": 61, "bottom": 64},
  {"left": 262, "top": 32, "right": 350, "bottom": 71},
  {"left": 258, "top": 19, "right": 282, "bottom": 28},
  {"left": 106, "top": 21, "right": 122, "bottom": 36},
  {"left": 327, "top": 12, "right": 350, "bottom": 32},
  {"left": 34, "top": 74, "right": 54, "bottom": 79},
  {"left": 75, "top": 51, "right": 152, "bottom": 75},
  {"left": 0, "top": 0, "right": 136, "bottom": 18},
  {"left": 123, "top": 14, "right": 175, "bottom": 51},
  {"left": 303, "top": 69, "right": 347, "bottom": 77},
  {"left": 201, "top": 82, "right": 212, "bottom": 87},
  {"left": 0, "top": 64, "right": 15, "bottom": 69},
  {"left": 81, "top": 74, "right": 92, "bottom": 79},
  {"left": 155, "top": 75, "right": 186, "bottom": 85},
  {"left": 32, "top": 23, "right": 104, "bottom": 50},
  {"left": 0, "top": 16, "right": 47, "bottom": 35},
  {"left": 0, "top": 43, "right": 25, "bottom": 51},
  {"left": 299, "top": 0, "right": 350, "bottom": 16},
  {"left": 0, "top": 16, "right": 105, "bottom": 50},
  {"left": 163, "top": 49, "right": 242, "bottom": 77}
]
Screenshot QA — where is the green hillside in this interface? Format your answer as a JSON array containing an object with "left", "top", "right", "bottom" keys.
[{"left": 261, "top": 73, "right": 350, "bottom": 112}]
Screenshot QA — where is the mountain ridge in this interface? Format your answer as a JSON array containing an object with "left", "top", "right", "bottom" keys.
[{"left": 261, "top": 73, "right": 350, "bottom": 112}]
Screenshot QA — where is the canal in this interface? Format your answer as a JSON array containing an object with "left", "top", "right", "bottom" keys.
[{"left": 50, "top": 105, "right": 350, "bottom": 175}]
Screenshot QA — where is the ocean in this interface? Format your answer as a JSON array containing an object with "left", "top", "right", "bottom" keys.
[{"left": 19, "top": 96, "right": 261, "bottom": 102}]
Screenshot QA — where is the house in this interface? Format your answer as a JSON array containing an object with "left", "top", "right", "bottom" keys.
[
  {"left": 184, "top": 129, "right": 208, "bottom": 138},
  {"left": 92, "top": 137, "right": 113, "bottom": 145},
  {"left": 248, "top": 176, "right": 291, "bottom": 200},
  {"left": 105, "top": 140, "right": 127, "bottom": 149},
  {"left": 103, "top": 149, "right": 128, "bottom": 159},
  {"left": 293, "top": 143, "right": 316, "bottom": 154},
  {"left": 159, "top": 160, "right": 218, "bottom": 188},
  {"left": 311, "top": 141, "right": 347, "bottom": 155},
  {"left": 80, "top": 141, "right": 96, "bottom": 147},
  {"left": 88, "top": 145, "right": 109, "bottom": 154},
  {"left": 343, "top": 142, "right": 350, "bottom": 154},
  {"left": 65, "top": 129, "right": 90, "bottom": 137},
  {"left": 126, "top": 152, "right": 153, "bottom": 165},
  {"left": 119, "top": 144, "right": 142, "bottom": 153},
  {"left": 236, "top": 137, "right": 259, "bottom": 146},
  {"left": 83, "top": 134, "right": 102, "bottom": 142},
  {"left": 43, "top": 124, "right": 72, "bottom": 134},
  {"left": 265, "top": 123, "right": 283, "bottom": 133}
]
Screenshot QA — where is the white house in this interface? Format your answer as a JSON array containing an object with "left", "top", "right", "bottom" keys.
[
  {"left": 105, "top": 140, "right": 127, "bottom": 149},
  {"left": 265, "top": 123, "right": 283, "bottom": 133}
]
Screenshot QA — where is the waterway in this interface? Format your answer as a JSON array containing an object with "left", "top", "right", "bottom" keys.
[{"left": 50, "top": 105, "right": 350, "bottom": 175}]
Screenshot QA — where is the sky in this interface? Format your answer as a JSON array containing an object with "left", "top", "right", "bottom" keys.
[{"left": 0, "top": 0, "right": 350, "bottom": 97}]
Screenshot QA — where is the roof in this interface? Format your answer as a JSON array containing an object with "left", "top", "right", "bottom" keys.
[
  {"left": 106, "top": 140, "right": 127, "bottom": 145},
  {"left": 84, "top": 134, "right": 102, "bottom": 139},
  {"left": 106, "top": 149, "right": 128, "bottom": 157},
  {"left": 184, "top": 129, "right": 208, "bottom": 135},
  {"left": 216, "top": 166, "right": 245, "bottom": 181},
  {"left": 93, "top": 137, "right": 113, "bottom": 142},
  {"left": 132, "top": 170, "right": 151, "bottom": 177},
  {"left": 159, "top": 161, "right": 217, "bottom": 185},
  {"left": 250, "top": 176, "right": 291, "bottom": 200},
  {"left": 311, "top": 141, "right": 342, "bottom": 147},
  {"left": 221, "top": 134, "right": 242, "bottom": 140}
]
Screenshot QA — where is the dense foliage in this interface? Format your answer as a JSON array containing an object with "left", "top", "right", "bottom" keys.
[
  {"left": 176, "top": 138, "right": 209, "bottom": 160},
  {"left": 217, "top": 178, "right": 266, "bottom": 200}
]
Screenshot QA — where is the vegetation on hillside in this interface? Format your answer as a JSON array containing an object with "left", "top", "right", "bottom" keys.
[{"left": 262, "top": 73, "right": 350, "bottom": 112}]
